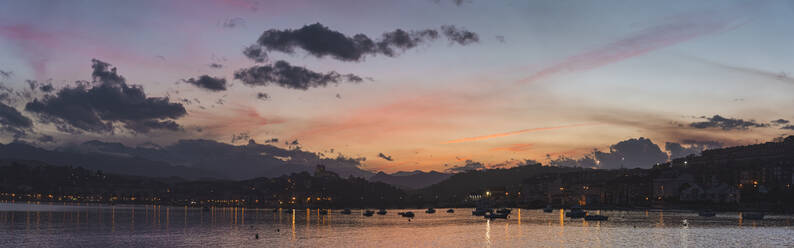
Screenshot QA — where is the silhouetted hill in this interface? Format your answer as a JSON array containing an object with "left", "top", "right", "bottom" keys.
[
  {"left": 369, "top": 170, "right": 451, "bottom": 189},
  {"left": 0, "top": 142, "right": 216, "bottom": 179},
  {"left": 416, "top": 164, "right": 581, "bottom": 201},
  {"left": 67, "top": 139, "right": 374, "bottom": 179},
  {"left": 0, "top": 139, "right": 374, "bottom": 180}
]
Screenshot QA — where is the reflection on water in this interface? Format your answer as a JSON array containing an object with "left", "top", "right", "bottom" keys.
[{"left": 1, "top": 202, "right": 794, "bottom": 247}]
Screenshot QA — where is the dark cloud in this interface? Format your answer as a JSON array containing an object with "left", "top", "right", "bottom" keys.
[
  {"left": 209, "top": 63, "right": 223, "bottom": 69},
  {"left": 547, "top": 154, "right": 597, "bottom": 168},
  {"left": 441, "top": 25, "right": 479, "bottom": 45},
  {"left": 335, "top": 93, "right": 341, "bottom": 99},
  {"left": 689, "top": 115, "right": 768, "bottom": 130},
  {"left": 782, "top": 125, "right": 794, "bottom": 130},
  {"left": 495, "top": 35, "right": 505, "bottom": 43},
  {"left": 377, "top": 152, "right": 394, "bottom": 161},
  {"left": 27, "top": 80, "right": 55, "bottom": 93},
  {"left": 771, "top": 119, "right": 790, "bottom": 125},
  {"left": 446, "top": 160, "right": 485, "bottom": 173},
  {"left": 264, "top": 138, "right": 279, "bottom": 143},
  {"left": 245, "top": 23, "right": 478, "bottom": 62},
  {"left": 594, "top": 138, "right": 668, "bottom": 169},
  {"left": 234, "top": 60, "right": 363, "bottom": 90},
  {"left": 256, "top": 92, "right": 270, "bottom": 100},
  {"left": 24, "top": 59, "right": 187, "bottom": 134},
  {"left": 0, "top": 70, "right": 12, "bottom": 79},
  {"left": 221, "top": 17, "right": 246, "bottom": 28},
  {"left": 665, "top": 140, "right": 722, "bottom": 159},
  {"left": 183, "top": 75, "right": 227, "bottom": 92},
  {"left": 0, "top": 102, "right": 33, "bottom": 138}
]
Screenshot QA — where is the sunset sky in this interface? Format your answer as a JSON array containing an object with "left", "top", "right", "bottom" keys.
[{"left": 1, "top": 0, "right": 793, "bottom": 173}]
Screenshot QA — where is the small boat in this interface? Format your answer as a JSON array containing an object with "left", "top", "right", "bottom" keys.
[
  {"left": 363, "top": 210, "right": 375, "bottom": 216},
  {"left": 426, "top": 208, "right": 436, "bottom": 214},
  {"left": 698, "top": 210, "right": 716, "bottom": 217},
  {"left": 377, "top": 209, "right": 387, "bottom": 215},
  {"left": 398, "top": 211, "right": 415, "bottom": 218},
  {"left": 496, "top": 208, "right": 512, "bottom": 215},
  {"left": 340, "top": 208, "right": 352, "bottom": 215},
  {"left": 584, "top": 215, "right": 608, "bottom": 221},
  {"left": 565, "top": 207, "right": 587, "bottom": 219},
  {"left": 319, "top": 209, "right": 329, "bottom": 215},
  {"left": 484, "top": 212, "right": 509, "bottom": 219},
  {"left": 543, "top": 205, "right": 553, "bottom": 213},
  {"left": 742, "top": 212, "right": 764, "bottom": 220},
  {"left": 472, "top": 207, "right": 493, "bottom": 216},
  {"left": 446, "top": 209, "right": 455, "bottom": 213}
]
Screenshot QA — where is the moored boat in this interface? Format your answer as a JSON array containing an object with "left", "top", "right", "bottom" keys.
[
  {"left": 377, "top": 209, "right": 387, "bottom": 215},
  {"left": 484, "top": 212, "right": 509, "bottom": 219},
  {"left": 446, "top": 209, "right": 455, "bottom": 213},
  {"left": 542, "top": 205, "right": 553, "bottom": 213},
  {"left": 565, "top": 206, "right": 586, "bottom": 219},
  {"left": 319, "top": 209, "right": 329, "bottom": 215},
  {"left": 363, "top": 210, "right": 375, "bottom": 216},
  {"left": 398, "top": 211, "right": 415, "bottom": 218},
  {"left": 472, "top": 207, "right": 493, "bottom": 216},
  {"left": 341, "top": 208, "right": 352, "bottom": 215},
  {"left": 426, "top": 208, "right": 436, "bottom": 214}
]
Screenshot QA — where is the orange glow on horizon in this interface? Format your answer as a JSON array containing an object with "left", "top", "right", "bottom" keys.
[{"left": 441, "top": 123, "right": 596, "bottom": 144}]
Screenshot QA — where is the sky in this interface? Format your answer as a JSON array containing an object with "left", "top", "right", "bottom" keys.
[{"left": 1, "top": 0, "right": 793, "bottom": 173}]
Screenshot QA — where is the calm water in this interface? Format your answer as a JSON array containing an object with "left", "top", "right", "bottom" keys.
[{"left": 1, "top": 202, "right": 793, "bottom": 247}]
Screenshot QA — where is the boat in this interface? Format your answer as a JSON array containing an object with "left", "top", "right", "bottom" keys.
[
  {"left": 426, "top": 208, "right": 436, "bottom": 214},
  {"left": 496, "top": 208, "right": 512, "bottom": 215},
  {"left": 472, "top": 207, "right": 493, "bottom": 216},
  {"left": 484, "top": 212, "right": 509, "bottom": 219},
  {"left": 698, "top": 210, "right": 716, "bottom": 217},
  {"left": 341, "top": 208, "right": 352, "bottom": 215},
  {"left": 584, "top": 215, "right": 608, "bottom": 221},
  {"left": 565, "top": 206, "right": 587, "bottom": 219},
  {"left": 319, "top": 209, "right": 329, "bottom": 215},
  {"left": 398, "top": 211, "right": 415, "bottom": 218},
  {"left": 363, "top": 210, "right": 375, "bottom": 217},
  {"left": 542, "top": 205, "right": 553, "bottom": 213},
  {"left": 377, "top": 209, "right": 387, "bottom": 215},
  {"left": 446, "top": 209, "right": 455, "bottom": 213},
  {"left": 742, "top": 212, "right": 764, "bottom": 220}
]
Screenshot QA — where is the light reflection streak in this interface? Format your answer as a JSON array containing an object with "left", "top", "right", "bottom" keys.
[{"left": 485, "top": 219, "right": 491, "bottom": 247}]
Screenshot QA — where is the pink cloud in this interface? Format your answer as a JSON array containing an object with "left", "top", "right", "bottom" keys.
[{"left": 518, "top": 5, "right": 753, "bottom": 84}]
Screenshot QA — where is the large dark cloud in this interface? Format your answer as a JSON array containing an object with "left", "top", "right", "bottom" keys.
[
  {"left": 594, "top": 138, "right": 668, "bottom": 169},
  {"left": 689, "top": 115, "right": 768, "bottom": 130},
  {"left": 24, "top": 59, "right": 187, "bottom": 134},
  {"left": 183, "top": 75, "right": 227, "bottom": 92},
  {"left": 377, "top": 152, "right": 394, "bottom": 161},
  {"left": 546, "top": 138, "right": 667, "bottom": 169},
  {"left": 446, "top": 160, "right": 485, "bottom": 173},
  {"left": 665, "top": 140, "right": 722, "bottom": 159},
  {"left": 244, "top": 23, "right": 478, "bottom": 62},
  {"left": 234, "top": 60, "right": 363, "bottom": 90},
  {"left": 0, "top": 102, "right": 33, "bottom": 138},
  {"left": 782, "top": 125, "right": 794, "bottom": 130}
]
